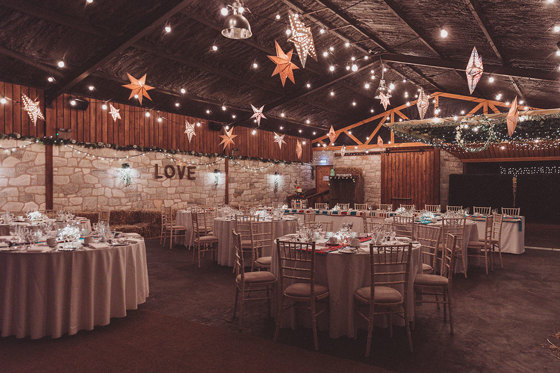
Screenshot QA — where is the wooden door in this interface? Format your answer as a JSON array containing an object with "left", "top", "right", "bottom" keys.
[{"left": 316, "top": 166, "right": 331, "bottom": 193}]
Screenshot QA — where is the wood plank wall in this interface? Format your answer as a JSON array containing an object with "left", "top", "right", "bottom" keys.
[
  {"left": 381, "top": 148, "right": 440, "bottom": 208},
  {"left": 0, "top": 81, "right": 311, "bottom": 163}
]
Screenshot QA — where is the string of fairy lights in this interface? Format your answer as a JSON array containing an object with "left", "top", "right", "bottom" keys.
[{"left": 500, "top": 165, "right": 560, "bottom": 176}]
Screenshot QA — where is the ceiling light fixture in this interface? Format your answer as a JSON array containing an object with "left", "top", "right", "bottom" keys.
[{"left": 221, "top": 1, "right": 252, "bottom": 39}]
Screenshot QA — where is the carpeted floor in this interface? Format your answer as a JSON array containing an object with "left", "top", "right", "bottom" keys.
[{"left": 1, "top": 236, "right": 559, "bottom": 372}]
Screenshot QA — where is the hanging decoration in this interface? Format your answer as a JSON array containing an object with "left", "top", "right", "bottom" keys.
[
  {"left": 287, "top": 11, "right": 317, "bottom": 68},
  {"left": 267, "top": 41, "right": 299, "bottom": 86},
  {"left": 21, "top": 94, "right": 44, "bottom": 126},
  {"left": 250, "top": 104, "right": 266, "bottom": 126},
  {"left": 219, "top": 127, "right": 237, "bottom": 150},
  {"left": 122, "top": 73, "right": 154, "bottom": 105},
  {"left": 295, "top": 139, "right": 302, "bottom": 159},
  {"left": 466, "top": 47, "right": 483, "bottom": 94},
  {"left": 184, "top": 120, "right": 196, "bottom": 142},
  {"left": 273, "top": 132, "right": 286, "bottom": 149},
  {"left": 109, "top": 104, "right": 121, "bottom": 121},
  {"left": 327, "top": 126, "right": 337, "bottom": 144},
  {"left": 379, "top": 93, "right": 391, "bottom": 111},
  {"left": 455, "top": 120, "right": 497, "bottom": 152},
  {"left": 416, "top": 88, "right": 429, "bottom": 119},
  {"left": 340, "top": 145, "right": 346, "bottom": 157},
  {"left": 507, "top": 96, "right": 519, "bottom": 137},
  {"left": 221, "top": 1, "right": 252, "bottom": 40},
  {"left": 377, "top": 136, "right": 383, "bottom": 145},
  {"left": 375, "top": 65, "right": 392, "bottom": 110}
]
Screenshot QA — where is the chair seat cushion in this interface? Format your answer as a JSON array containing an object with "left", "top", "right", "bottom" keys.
[
  {"left": 197, "top": 235, "right": 218, "bottom": 242},
  {"left": 284, "top": 283, "right": 329, "bottom": 299},
  {"left": 414, "top": 274, "right": 448, "bottom": 287},
  {"left": 255, "top": 256, "right": 272, "bottom": 266},
  {"left": 237, "top": 271, "right": 276, "bottom": 283},
  {"left": 422, "top": 263, "right": 433, "bottom": 273},
  {"left": 354, "top": 286, "right": 403, "bottom": 304},
  {"left": 468, "top": 240, "right": 486, "bottom": 247}
]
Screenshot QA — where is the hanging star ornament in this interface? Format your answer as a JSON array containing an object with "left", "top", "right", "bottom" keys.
[
  {"left": 377, "top": 136, "right": 384, "bottom": 145},
  {"left": 327, "top": 126, "right": 337, "bottom": 144},
  {"left": 507, "top": 96, "right": 519, "bottom": 137},
  {"left": 267, "top": 41, "right": 299, "bottom": 86},
  {"left": 274, "top": 132, "right": 287, "bottom": 149},
  {"left": 416, "top": 88, "right": 430, "bottom": 119},
  {"left": 21, "top": 94, "right": 44, "bottom": 126},
  {"left": 340, "top": 145, "right": 346, "bottom": 157},
  {"left": 109, "top": 104, "right": 121, "bottom": 122},
  {"left": 184, "top": 120, "right": 196, "bottom": 143},
  {"left": 250, "top": 104, "right": 267, "bottom": 126},
  {"left": 287, "top": 11, "right": 317, "bottom": 68},
  {"left": 219, "top": 127, "right": 237, "bottom": 151},
  {"left": 296, "top": 140, "right": 303, "bottom": 159},
  {"left": 466, "top": 47, "right": 483, "bottom": 95},
  {"left": 122, "top": 73, "right": 154, "bottom": 105},
  {"left": 379, "top": 92, "right": 391, "bottom": 110}
]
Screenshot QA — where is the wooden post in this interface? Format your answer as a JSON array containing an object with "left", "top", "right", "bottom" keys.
[
  {"left": 45, "top": 145, "right": 53, "bottom": 210},
  {"left": 224, "top": 158, "right": 229, "bottom": 205}
]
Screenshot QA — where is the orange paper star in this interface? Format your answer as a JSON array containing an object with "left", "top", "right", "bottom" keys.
[
  {"left": 296, "top": 140, "right": 303, "bottom": 159},
  {"left": 122, "top": 73, "right": 154, "bottom": 105},
  {"left": 327, "top": 126, "right": 337, "bottom": 144},
  {"left": 507, "top": 96, "right": 519, "bottom": 137},
  {"left": 267, "top": 41, "right": 299, "bottom": 86},
  {"left": 219, "top": 127, "right": 237, "bottom": 151}
]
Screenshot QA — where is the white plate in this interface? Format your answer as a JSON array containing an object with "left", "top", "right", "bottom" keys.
[{"left": 338, "top": 247, "right": 356, "bottom": 254}]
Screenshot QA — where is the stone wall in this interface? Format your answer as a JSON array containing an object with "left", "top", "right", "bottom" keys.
[
  {"left": 0, "top": 140, "right": 46, "bottom": 211},
  {"left": 440, "top": 150, "right": 464, "bottom": 208},
  {"left": 333, "top": 153, "right": 382, "bottom": 206}
]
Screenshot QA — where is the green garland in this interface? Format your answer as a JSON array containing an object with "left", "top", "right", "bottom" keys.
[{"left": 0, "top": 133, "right": 308, "bottom": 166}]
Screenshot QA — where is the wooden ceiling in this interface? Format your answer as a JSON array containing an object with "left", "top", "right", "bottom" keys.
[{"left": 0, "top": 0, "right": 559, "bottom": 140}]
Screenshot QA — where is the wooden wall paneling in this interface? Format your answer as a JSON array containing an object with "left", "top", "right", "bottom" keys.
[
  {"left": 13, "top": 83, "right": 21, "bottom": 136},
  {"left": 0, "top": 82, "right": 4, "bottom": 134},
  {"left": 4, "top": 83, "right": 12, "bottom": 135}
]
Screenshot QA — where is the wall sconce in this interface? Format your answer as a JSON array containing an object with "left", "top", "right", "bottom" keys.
[
  {"left": 214, "top": 169, "right": 220, "bottom": 186},
  {"left": 273, "top": 171, "right": 280, "bottom": 194},
  {"left": 119, "top": 163, "right": 133, "bottom": 187}
]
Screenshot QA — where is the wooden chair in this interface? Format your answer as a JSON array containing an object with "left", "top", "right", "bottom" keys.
[
  {"left": 192, "top": 211, "right": 218, "bottom": 268},
  {"left": 354, "top": 203, "right": 368, "bottom": 210},
  {"left": 233, "top": 216, "right": 258, "bottom": 273},
  {"left": 311, "top": 220, "right": 333, "bottom": 232},
  {"left": 314, "top": 203, "right": 328, "bottom": 210},
  {"left": 467, "top": 215, "right": 494, "bottom": 275},
  {"left": 441, "top": 217, "right": 467, "bottom": 278},
  {"left": 231, "top": 230, "right": 276, "bottom": 329},
  {"left": 414, "top": 234, "right": 457, "bottom": 334},
  {"left": 251, "top": 221, "right": 274, "bottom": 271},
  {"left": 392, "top": 216, "right": 415, "bottom": 239},
  {"left": 491, "top": 213, "right": 504, "bottom": 269},
  {"left": 424, "top": 204, "right": 441, "bottom": 213},
  {"left": 303, "top": 211, "right": 316, "bottom": 225},
  {"left": 363, "top": 217, "right": 390, "bottom": 234},
  {"left": 338, "top": 203, "right": 350, "bottom": 210},
  {"left": 355, "top": 243, "right": 413, "bottom": 356},
  {"left": 379, "top": 203, "right": 393, "bottom": 211},
  {"left": 161, "top": 209, "right": 186, "bottom": 250},
  {"left": 446, "top": 205, "right": 463, "bottom": 213},
  {"left": 473, "top": 206, "right": 492, "bottom": 215},
  {"left": 400, "top": 204, "right": 416, "bottom": 211},
  {"left": 416, "top": 225, "right": 442, "bottom": 274},
  {"left": 501, "top": 207, "right": 520, "bottom": 216},
  {"left": 98, "top": 210, "right": 111, "bottom": 224},
  {"left": 274, "top": 240, "right": 329, "bottom": 351}
]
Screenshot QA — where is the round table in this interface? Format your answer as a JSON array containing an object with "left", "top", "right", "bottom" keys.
[
  {"left": 0, "top": 235, "right": 149, "bottom": 339},
  {"left": 214, "top": 217, "right": 298, "bottom": 267},
  {"left": 0, "top": 218, "right": 92, "bottom": 236}
]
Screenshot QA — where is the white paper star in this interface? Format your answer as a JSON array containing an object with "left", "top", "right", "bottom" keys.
[
  {"left": 327, "top": 126, "right": 337, "bottom": 144},
  {"left": 274, "top": 132, "right": 286, "bottom": 149},
  {"left": 379, "top": 92, "right": 391, "bottom": 110},
  {"left": 184, "top": 120, "right": 196, "bottom": 142},
  {"left": 416, "top": 88, "right": 429, "bottom": 119},
  {"left": 287, "top": 11, "right": 317, "bottom": 68},
  {"left": 109, "top": 104, "right": 121, "bottom": 121},
  {"left": 466, "top": 46, "right": 483, "bottom": 94},
  {"left": 340, "top": 145, "right": 346, "bottom": 157},
  {"left": 21, "top": 94, "right": 44, "bottom": 126},
  {"left": 250, "top": 104, "right": 267, "bottom": 126}
]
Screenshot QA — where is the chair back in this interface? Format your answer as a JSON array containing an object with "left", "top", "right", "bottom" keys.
[
  {"left": 354, "top": 203, "right": 368, "bottom": 210},
  {"left": 303, "top": 212, "right": 316, "bottom": 224},
  {"left": 424, "top": 204, "right": 441, "bottom": 213},
  {"left": 491, "top": 213, "right": 504, "bottom": 243},
  {"left": 473, "top": 206, "right": 491, "bottom": 215},
  {"left": 314, "top": 203, "right": 328, "bottom": 210},
  {"left": 338, "top": 203, "right": 350, "bottom": 210},
  {"left": 98, "top": 210, "right": 111, "bottom": 224},
  {"left": 367, "top": 243, "right": 411, "bottom": 303},
  {"left": 441, "top": 216, "right": 466, "bottom": 248},
  {"left": 232, "top": 230, "right": 245, "bottom": 278},
  {"left": 250, "top": 221, "right": 273, "bottom": 253},
  {"left": 379, "top": 203, "right": 393, "bottom": 211},
  {"left": 363, "top": 217, "right": 390, "bottom": 234},
  {"left": 501, "top": 207, "right": 520, "bottom": 216},
  {"left": 192, "top": 211, "right": 212, "bottom": 239},
  {"left": 441, "top": 233, "right": 458, "bottom": 283},
  {"left": 416, "top": 225, "right": 442, "bottom": 272},
  {"left": 400, "top": 204, "right": 415, "bottom": 211},
  {"left": 446, "top": 205, "right": 463, "bottom": 212},
  {"left": 276, "top": 240, "right": 317, "bottom": 296},
  {"left": 480, "top": 215, "right": 494, "bottom": 247},
  {"left": 392, "top": 215, "right": 415, "bottom": 239}
]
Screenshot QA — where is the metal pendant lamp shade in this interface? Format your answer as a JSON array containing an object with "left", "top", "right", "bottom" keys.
[{"left": 221, "top": 2, "right": 252, "bottom": 39}]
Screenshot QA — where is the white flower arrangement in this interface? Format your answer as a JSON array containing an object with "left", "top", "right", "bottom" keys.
[
  {"left": 57, "top": 225, "right": 81, "bottom": 243},
  {"left": 395, "top": 207, "right": 406, "bottom": 214},
  {"left": 27, "top": 211, "right": 44, "bottom": 222}
]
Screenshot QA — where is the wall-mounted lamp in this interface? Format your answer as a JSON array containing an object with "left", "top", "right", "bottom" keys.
[
  {"left": 273, "top": 171, "right": 280, "bottom": 194},
  {"left": 214, "top": 169, "right": 220, "bottom": 186},
  {"left": 119, "top": 163, "right": 133, "bottom": 187}
]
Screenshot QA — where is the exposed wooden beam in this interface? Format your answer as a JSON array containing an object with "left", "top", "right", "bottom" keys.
[
  {"left": 0, "top": 45, "right": 63, "bottom": 77},
  {"left": 45, "top": 0, "right": 192, "bottom": 103},
  {"left": 312, "top": 142, "right": 432, "bottom": 151}
]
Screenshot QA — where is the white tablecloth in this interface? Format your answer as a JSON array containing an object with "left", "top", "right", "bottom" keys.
[
  {"left": 271, "top": 236, "right": 421, "bottom": 339},
  {"left": 292, "top": 215, "right": 366, "bottom": 233},
  {"left": 0, "top": 218, "right": 92, "bottom": 236},
  {"left": 215, "top": 218, "right": 298, "bottom": 267},
  {"left": 471, "top": 216, "right": 525, "bottom": 254},
  {"left": 176, "top": 210, "right": 195, "bottom": 247},
  {"left": 0, "top": 236, "right": 149, "bottom": 339}
]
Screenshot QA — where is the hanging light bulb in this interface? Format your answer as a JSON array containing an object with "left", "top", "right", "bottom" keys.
[{"left": 221, "top": 1, "right": 252, "bottom": 40}]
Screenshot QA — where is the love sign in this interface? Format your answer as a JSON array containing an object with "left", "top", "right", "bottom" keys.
[{"left": 154, "top": 164, "right": 196, "bottom": 180}]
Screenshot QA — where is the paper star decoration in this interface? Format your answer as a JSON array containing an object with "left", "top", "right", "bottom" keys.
[
  {"left": 109, "top": 104, "right": 121, "bottom": 121},
  {"left": 122, "top": 73, "right": 154, "bottom": 105},
  {"left": 296, "top": 140, "right": 303, "bottom": 159},
  {"left": 287, "top": 11, "right": 317, "bottom": 68},
  {"left": 379, "top": 92, "right": 391, "bottom": 110},
  {"left": 219, "top": 127, "right": 237, "bottom": 151},
  {"left": 267, "top": 41, "right": 299, "bottom": 86},
  {"left": 416, "top": 88, "right": 430, "bottom": 120},
  {"left": 466, "top": 47, "right": 483, "bottom": 95},
  {"left": 184, "top": 120, "right": 196, "bottom": 143},
  {"left": 21, "top": 94, "right": 44, "bottom": 126},
  {"left": 340, "top": 145, "right": 346, "bottom": 157},
  {"left": 377, "top": 136, "right": 384, "bottom": 145},
  {"left": 250, "top": 104, "right": 267, "bottom": 126},
  {"left": 507, "top": 96, "right": 519, "bottom": 137},
  {"left": 274, "top": 132, "right": 286, "bottom": 149},
  {"left": 327, "top": 126, "right": 337, "bottom": 144}
]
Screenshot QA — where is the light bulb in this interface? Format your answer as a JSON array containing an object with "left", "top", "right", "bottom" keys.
[
  {"left": 57, "top": 60, "right": 65, "bottom": 68},
  {"left": 145, "top": 112, "right": 151, "bottom": 117},
  {"left": 175, "top": 102, "right": 180, "bottom": 107},
  {"left": 231, "top": 114, "right": 236, "bottom": 119},
  {"left": 280, "top": 112, "right": 285, "bottom": 117},
  {"left": 251, "top": 129, "right": 257, "bottom": 135},
  {"left": 0, "top": 98, "right": 7, "bottom": 105},
  {"left": 351, "top": 64, "right": 358, "bottom": 72},
  {"left": 275, "top": 14, "right": 281, "bottom": 20},
  {"left": 157, "top": 117, "right": 162, "bottom": 123},
  {"left": 101, "top": 104, "right": 107, "bottom": 110},
  {"left": 305, "top": 119, "right": 310, "bottom": 124},
  {"left": 221, "top": 105, "right": 226, "bottom": 111},
  {"left": 364, "top": 83, "right": 370, "bottom": 89},
  {"left": 319, "top": 28, "right": 325, "bottom": 34},
  {"left": 352, "top": 101, "right": 357, "bottom": 106},
  {"left": 206, "top": 109, "right": 211, "bottom": 114},
  {"left": 220, "top": 7, "right": 228, "bottom": 16},
  {"left": 306, "top": 83, "right": 311, "bottom": 88},
  {"left": 285, "top": 29, "right": 291, "bottom": 36},
  {"left": 180, "top": 88, "right": 186, "bottom": 94},
  {"left": 196, "top": 122, "right": 201, "bottom": 127},
  {"left": 344, "top": 42, "right": 350, "bottom": 48},
  {"left": 70, "top": 99, "right": 76, "bottom": 106},
  {"left": 329, "top": 46, "right": 334, "bottom": 52},
  {"left": 88, "top": 85, "right": 94, "bottom": 91},
  {"left": 488, "top": 76, "right": 495, "bottom": 83},
  {"left": 252, "top": 62, "right": 258, "bottom": 69},
  {"left": 302, "top": 141, "right": 306, "bottom": 145},
  {"left": 280, "top": 126, "right": 284, "bottom": 130},
  {"left": 164, "top": 25, "right": 172, "bottom": 33},
  {"left": 298, "top": 129, "right": 302, "bottom": 133},
  {"left": 322, "top": 51, "right": 329, "bottom": 57},
  {"left": 440, "top": 28, "right": 448, "bottom": 38},
  {"left": 329, "top": 65, "right": 335, "bottom": 72},
  {"left": 211, "top": 45, "right": 218, "bottom": 51},
  {"left": 330, "top": 91, "right": 335, "bottom": 96},
  {"left": 47, "top": 76, "right": 55, "bottom": 83}
]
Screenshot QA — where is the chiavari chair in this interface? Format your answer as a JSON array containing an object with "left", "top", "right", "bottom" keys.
[
  {"left": 441, "top": 216, "right": 467, "bottom": 278},
  {"left": 192, "top": 210, "right": 218, "bottom": 268},
  {"left": 354, "top": 203, "right": 368, "bottom": 210},
  {"left": 501, "top": 207, "right": 520, "bottom": 216},
  {"left": 400, "top": 204, "right": 416, "bottom": 211},
  {"left": 337, "top": 203, "right": 350, "bottom": 210},
  {"left": 424, "top": 204, "right": 441, "bottom": 213},
  {"left": 314, "top": 203, "right": 328, "bottom": 210},
  {"left": 491, "top": 213, "right": 504, "bottom": 269},
  {"left": 467, "top": 215, "right": 494, "bottom": 275},
  {"left": 473, "top": 206, "right": 492, "bottom": 215},
  {"left": 392, "top": 215, "right": 415, "bottom": 239},
  {"left": 446, "top": 205, "right": 463, "bottom": 212},
  {"left": 250, "top": 221, "right": 274, "bottom": 271},
  {"left": 416, "top": 225, "right": 442, "bottom": 274},
  {"left": 379, "top": 203, "right": 393, "bottom": 211}
]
